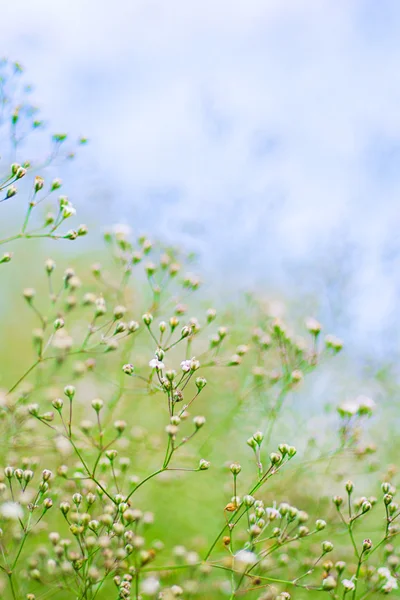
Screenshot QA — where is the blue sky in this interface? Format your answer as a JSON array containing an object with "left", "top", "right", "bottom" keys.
[{"left": 3, "top": 0, "right": 400, "bottom": 359}]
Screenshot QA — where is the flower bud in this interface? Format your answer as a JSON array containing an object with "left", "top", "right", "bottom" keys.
[
  {"left": 199, "top": 459, "right": 210, "bottom": 471},
  {"left": 270, "top": 452, "right": 282, "bottom": 465},
  {"left": 4, "top": 467, "right": 14, "bottom": 479},
  {"left": 114, "top": 305, "right": 126, "bottom": 320},
  {"left": 114, "top": 420, "right": 126, "bottom": 433},
  {"left": 72, "top": 493, "right": 82, "bottom": 506},
  {"left": 384, "top": 494, "right": 393, "bottom": 506},
  {"left": 322, "top": 541, "right": 334, "bottom": 553},
  {"left": 247, "top": 437, "right": 257, "bottom": 450},
  {"left": 362, "top": 538, "right": 372, "bottom": 551},
  {"left": 252, "top": 431, "right": 264, "bottom": 445},
  {"left": 60, "top": 502, "right": 70, "bottom": 515},
  {"left": 106, "top": 450, "right": 118, "bottom": 462},
  {"left": 193, "top": 416, "right": 206, "bottom": 429},
  {"left": 52, "top": 398, "right": 63, "bottom": 410},
  {"left": 142, "top": 313, "right": 153, "bottom": 326},
  {"left": 122, "top": 363, "right": 134, "bottom": 375},
  {"left": 54, "top": 318, "right": 64, "bottom": 330},
  {"left": 43, "top": 498, "right": 53, "bottom": 510},
  {"left": 342, "top": 579, "right": 355, "bottom": 592},
  {"left": 230, "top": 463, "right": 241, "bottom": 475},
  {"left": 42, "top": 470, "right": 52, "bottom": 481},
  {"left": 0, "top": 252, "right": 12, "bottom": 263},
  {"left": 77, "top": 224, "right": 88, "bottom": 236},
  {"left": 91, "top": 398, "right": 103, "bottom": 412},
  {"left": 322, "top": 576, "right": 336, "bottom": 590},
  {"left": 64, "top": 385, "right": 75, "bottom": 399},
  {"left": 128, "top": 321, "right": 139, "bottom": 333},
  {"left": 51, "top": 178, "right": 62, "bottom": 191},
  {"left": 361, "top": 501, "right": 372, "bottom": 513},
  {"left": 195, "top": 377, "right": 207, "bottom": 391},
  {"left": 23, "top": 288, "right": 36, "bottom": 303},
  {"left": 34, "top": 176, "right": 44, "bottom": 192},
  {"left": 345, "top": 480, "right": 354, "bottom": 494}
]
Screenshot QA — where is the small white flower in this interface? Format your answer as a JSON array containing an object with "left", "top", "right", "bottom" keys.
[
  {"left": 111, "top": 224, "right": 131, "bottom": 239},
  {"left": 54, "top": 435, "right": 72, "bottom": 457},
  {"left": 149, "top": 358, "right": 164, "bottom": 370},
  {"left": 0, "top": 502, "right": 23, "bottom": 520},
  {"left": 62, "top": 203, "right": 76, "bottom": 218},
  {"left": 305, "top": 317, "right": 322, "bottom": 334},
  {"left": 180, "top": 357, "right": 200, "bottom": 372},
  {"left": 338, "top": 402, "right": 359, "bottom": 417},
  {"left": 52, "top": 330, "right": 73, "bottom": 350},
  {"left": 377, "top": 567, "right": 398, "bottom": 593},
  {"left": 378, "top": 568, "right": 391, "bottom": 579},
  {"left": 356, "top": 395, "right": 376, "bottom": 414},
  {"left": 265, "top": 507, "right": 281, "bottom": 520},
  {"left": 234, "top": 549, "right": 258, "bottom": 565},
  {"left": 342, "top": 579, "right": 355, "bottom": 591},
  {"left": 382, "top": 578, "right": 398, "bottom": 592},
  {"left": 141, "top": 576, "right": 160, "bottom": 595}
]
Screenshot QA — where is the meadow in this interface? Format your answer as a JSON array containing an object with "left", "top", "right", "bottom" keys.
[{"left": 0, "top": 58, "right": 398, "bottom": 600}]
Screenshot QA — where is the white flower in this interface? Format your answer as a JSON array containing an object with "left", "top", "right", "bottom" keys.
[
  {"left": 356, "top": 395, "right": 376, "bottom": 414},
  {"left": 342, "top": 579, "right": 355, "bottom": 591},
  {"left": 141, "top": 576, "right": 160, "bottom": 596},
  {"left": 111, "top": 224, "right": 131, "bottom": 239},
  {"left": 52, "top": 330, "right": 73, "bottom": 350},
  {"left": 186, "top": 551, "right": 199, "bottom": 565},
  {"left": 55, "top": 435, "right": 72, "bottom": 456},
  {"left": 62, "top": 203, "right": 76, "bottom": 218},
  {"left": 378, "top": 568, "right": 392, "bottom": 579},
  {"left": 377, "top": 567, "right": 398, "bottom": 593},
  {"left": 338, "top": 402, "right": 359, "bottom": 417},
  {"left": 305, "top": 317, "right": 322, "bottom": 334},
  {"left": 234, "top": 549, "right": 258, "bottom": 565},
  {"left": 0, "top": 502, "right": 23, "bottom": 520},
  {"left": 180, "top": 357, "right": 200, "bottom": 372},
  {"left": 265, "top": 507, "right": 281, "bottom": 520},
  {"left": 149, "top": 358, "right": 164, "bottom": 370},
  {"left": 382, "top": 578, "right": 398, "bottom": 592}
]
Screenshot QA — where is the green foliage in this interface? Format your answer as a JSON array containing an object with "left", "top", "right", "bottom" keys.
[{"left": 0, "top": 60, "right": 398, "bottom": 600}]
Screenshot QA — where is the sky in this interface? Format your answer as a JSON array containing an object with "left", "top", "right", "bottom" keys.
[{"left": 2, "top": 0, "right": 400, "bottom": 361}]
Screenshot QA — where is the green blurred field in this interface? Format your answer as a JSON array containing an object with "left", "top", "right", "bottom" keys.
[{"left": 0, "top": 234, "right": 398, "bottom": 600}]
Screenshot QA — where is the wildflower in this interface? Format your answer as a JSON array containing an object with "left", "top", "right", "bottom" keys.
[
  {"left": 6, "top": 186, "right": 17, "bottom": 198},
  {"left": 342, "top": 579, "right": 355, "bottom": 591},
  {"left": 199, "top": 459, "right": 210, "bottom": 470},
  {"left": 378, "top": 567, "right": 398, "bottom": 592},
  {"left": 141, "top": 576, "right": 160, "bottom": 596},
  {"left": 322, "top": 576, "right": 337, "bottom": 590},
  {"left": 325, "top": 334, "right": 343, "bottom": 352},
  {"left": 180, "top": 357, "right": 200, "bottom": 372},
  {"left": 305, "top": 317, "right": 322, "bottom": 334},
  {"left": 265, "top": 507, "right": 281, "bottom": 520},
  {"left": 193, "top": 416, "right": 206, "bottom": 429},
  {"left": 149, "top": 358, "right": 164, "bottom": 370},
  {"left": 356, "top": 395, "right": 376, "bottom": 416},
  {"left": 322, "top": 541, "right": 334, "bottom": 553},
  {"left": 0, "top": 502, "right": 23, "bottom": 520},
  {"left": 234, "top": 550, "right": 258, "bottom": 566}
]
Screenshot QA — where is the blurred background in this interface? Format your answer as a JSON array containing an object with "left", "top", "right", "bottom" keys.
[
  {"left": 1, "top": 5, "right": 400, "bottom": 597},
  {"left": 2, "top": 0, "right": 400, "bottom": 363}
]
